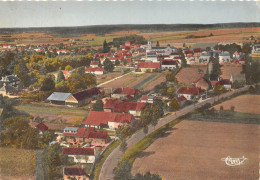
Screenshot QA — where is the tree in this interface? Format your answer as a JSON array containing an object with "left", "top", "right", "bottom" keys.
[
  {"left": 209, "top": 53, "right": 221, "bottom": 81},
  {"left": 151, "top": 105, "right": 163, "bottom": 127},
  {"left": 67, "top": 72, "right": 96, "bottom": 92},
  {"left": 103, "top": 59, "right": 114, "bottom": 72},
  {"left": 92, "top": 99, "right": 104, "bottom": 111},
  {"left": 116, "top": 125, "right": 134, "bottom": 139},
  {"left": 166, "top": 73, "right": 177, "bottom": 83},
  {"left": 140, "top": 106, "right": 153, "bottom": 127},
  {"left": 143, "top": 125, "right": 148, "bottom": 136},
  {"left": 179, "top": 50, "right": 187, "bottom": 67},
  {"left": 133, "top": 172, "right": 162, "bottom": 180},
  {"left": 55, "top": 80, "right": 70, "bottom": 92},
  {"left": 156, "top": 41, "right": 160, "bottom": 47},
  {"left": 65, "top": 65, "right": 72, "bottom": 71},
  {"left": 169, "top": 97, "right": 180, "bottom": 111},
  {"left": 103, "top": 40, "right": 110, "bottom": 53},
  {"left": 0, "top": 116, "right": 39, "bottom": 149},
  {"left": 40, "top": 75, "right": 55, "bottom": 91},
  {"left": 14, "top": 59, "right": 31, "bottom": 87},
  {"left": 114, "top": 160, "right": 132, "bottom": 180},
  {"left": 115, "top": 59, "right": 120, "bottom": 66},
  {"left": 166, "top": 88, "right": 176, "bottom": 99},
  {"left": 120, "top": 139, "right": 128, "bottom": 152},
  {"left": 213, "top": 84, "right": 226, "bottom": 95},
  {"left": 56, "top": 69, "right": 65, "bottom": 84}
]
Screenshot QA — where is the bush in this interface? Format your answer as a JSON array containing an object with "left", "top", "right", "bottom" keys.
[
  {"left": 65, "top": 65, "right": 72, "bottom": 71},
  {"left": 230, "top": 106, "right": 235, "bottom": 112}
]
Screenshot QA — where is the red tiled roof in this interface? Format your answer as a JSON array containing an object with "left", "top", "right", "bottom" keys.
[
  {"left": 36, "top": 122, "right": 48, "bottom": 133},
  {"left": 140, "top": 95, "right": 148, "bottom": 101},
  {"left": 113, "top": 88, "right": 139, "bottom": 96},
  {"left": 219, "top": 79, "right": 232, "bottom": 85},
  {"left": 91, "top": 61, "right": 100, "bottom": 65},
  {"left": 85, "top": 68, "right": 104, "bottom": 72},
  {"left": 114, "top": 101, "right": 148, "bottom": 113},
  {"left": 184, "top": 50, "right": 193, "bottom": 54},
  {"left": 81, "top": 111, "right": 133, "bottom": 126},
  {"left": 73, "top": 87, "right": 101, "bottom": 101},
  {"left": 64, "top": 167, "right": 89, "bottom": 176},
  {"left": 62, "top": 147, "right": 94, "bottom": 155},
  {"left": 177, "top": 96, "right": 187, "bottom": 102},
  {"left": 177, "top": 87, "right": 203, "bottom": 95},
  {"left": 193, "top": 48, "right": 202, "bottom": 53},
  {"left": 85, "top": 131, "right": 108, "bottom": 139},
  {"left": 137, "top": 62, "right": 161, "bottom": 69},
  {"left": 104, "top": 99, "right": 121, "bottom": 109},
  {"left": 211, "top": 81, "right": 220, "bottom": 86}
]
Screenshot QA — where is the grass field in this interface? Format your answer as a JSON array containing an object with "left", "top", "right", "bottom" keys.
[
  {"left": 0, "top": 147, "right": 36, "bottom": 179},
  {"left": 220, "top": 64, "right": 243, "bottom": 79},
  {"left": 132, "top": 120, "right": 260, "bottom": 180},
  {"left": 212, "top": 94, "right": 260, "bottom": 115},
  {"left": 14, "top": 103, "right": 88, "bottom": 125}
]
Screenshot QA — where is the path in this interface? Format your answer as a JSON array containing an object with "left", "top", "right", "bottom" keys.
[{"left": 99, "top": 86, "right": 250, "bottom": 180}]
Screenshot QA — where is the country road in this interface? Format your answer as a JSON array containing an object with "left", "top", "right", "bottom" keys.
[{"left": 98, "top": 86, "right": 250, "bottom": 180}]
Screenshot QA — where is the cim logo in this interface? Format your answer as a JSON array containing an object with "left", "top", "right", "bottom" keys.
[{"left": 221, "top": 156, "right": 248, "bottom": 166}]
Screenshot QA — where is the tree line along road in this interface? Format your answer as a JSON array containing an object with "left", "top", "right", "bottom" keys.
[{"left": 98, "top": 85, "right": 250, "bottom": 180}]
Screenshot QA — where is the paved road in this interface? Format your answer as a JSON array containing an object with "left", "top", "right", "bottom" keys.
[{"left": 98, "top": 86, "right": 249, "bottom": 180}]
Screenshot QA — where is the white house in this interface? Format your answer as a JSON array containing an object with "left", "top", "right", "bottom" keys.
[
  {"left": 219, "top": 51, "right": 230, "bottom": 63},
  {"left": 177, "top": 87, "right": 203, "bottom": 101},
  {"left": 85, "top": 68, "right": 105, "bottom": 75}
]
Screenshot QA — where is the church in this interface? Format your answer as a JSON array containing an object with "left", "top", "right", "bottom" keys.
[{"left": 147, "top": 39, "right": 178, "bottom": 56}]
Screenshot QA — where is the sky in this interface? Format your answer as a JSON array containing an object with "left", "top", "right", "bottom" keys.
[{"left": 0, "top": 1, "right": 259, "bottom": 28}]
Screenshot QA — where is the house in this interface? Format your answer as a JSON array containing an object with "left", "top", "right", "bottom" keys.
[
  {"left": 90, "top": 61, "right": 100, "bottom": 68},
  {"left": 146, "top": 52, "right": 158, "bottom": 62},
  {"left": 111, "top": 88, "right": 139, "bottom": 100},
  {"left": 57, "top": 49, "right": 71, "bottom": 54},
  {"left": 230, "top": 74, "right": 246, "bottom": 83},
  {"left": 137, "top": 62, "right": 161, "bottom": 72},
  {"left": 139, "top": 95, "right": 154, "bottom": 104},
  {"left": 46, "top": 92, "right": 72, "bottom": 105},
  {"left": 81, "top": 111, "right": 134, "bottom": 130},
  {"left": 195, "top": 77, "right": 210, "bottom": 90},
  {"left": 85, "top": 68, "right": 105, "bottom": 75},
  {"left": 63, "top": 127, "right": 110, "bottom": 145},
  {"left": 219, "top": 79, "right": 232, "bottom": 90},
  {"left": 177, "top": 87, "right": 203, "bottom": 101},
  {"left": 104, "top": 99, "right": 149, "bottom": 118},
  {"left": 36, "top": 122, "right": 48, "bottom": 135},
  {"left": 177, "top": 96, "right": 187, "bottom": 106},
  {"left": 62, "top": 147, "right": 96, "bottom": 164},
  {"left": 219, "top": 51, "right": 230, "bottom": 63},
  {"left": 233, "top": 51, "right": 245, "bottom": 60},
  {"left": 63, "top": 166, "right": 90, "bottom": 180},
  {"left": 252, "top": 45, "right": 260, "bottom": 53},
  {"left": 161, "top": 60, "right": 178, "bottom": 70},
  {"left": 0, "top": 75, "right": 20, "bottom": 89},
  {"left": 67, "top": 87, "right": 101, "bottom": 106}
]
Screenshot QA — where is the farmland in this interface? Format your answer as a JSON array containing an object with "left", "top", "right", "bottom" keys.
[
  {"left": 176, "top": 66, "right": 207, "bottom": 85},
  {"left": 220, "top": 64, "right": 243, "bottom": 79},
  {"left": 0, "top": 147, "right": 36, "bottom": 180},
  {"left": 212, "top": 94, "right": 260, "bottom": 114},
  {"left": 96, "top": 72, "right": 124, "bottom": 84},
  {"left": 132, "top": 120, "right": 260, "bottom": 180}
]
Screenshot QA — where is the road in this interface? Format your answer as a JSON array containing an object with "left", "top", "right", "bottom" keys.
[{"left": 98, "top": 86, "right": 249, "bottom": 180}]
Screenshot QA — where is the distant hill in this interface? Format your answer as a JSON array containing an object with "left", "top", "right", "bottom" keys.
[{"left": 0, "top": 23, "right": 260, "bottom": 37}]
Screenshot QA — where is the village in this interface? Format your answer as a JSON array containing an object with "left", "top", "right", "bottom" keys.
[{"left": 0, "top": 30, "right": 260, "bottom": 180}]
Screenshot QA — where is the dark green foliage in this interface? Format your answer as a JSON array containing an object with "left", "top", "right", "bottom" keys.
[
  {"left": 40, "top": 75, "right": 55, "bottom": 91},
  {"left": 14, "top": 59, "right": 31, "bottom": 87},
  {"left": 92, "top": 99, "right": 104, "bottom": 111},
  {"left": 114, "top": 160, "right": 161, "bottom": 180},
  {"left": 120, "top": 139, "right": 128, "bottom": 152},
  {"left": 169, "top": 97, "right": 180, "bottom": 111},
  {"left": 0, "top": 116, "right": 39, "bottom": 149},
  {"left": 115, "top": 59, "right": 120, "bottom": 66},
  {"left": 140, "top": 106, "right": 153, "bottom": 127},
  {"left": 103, "top": 39, "right": 110, "bottom": 53},
  {"left": 151, "top": 105, "right": 164, "bottom": 127},
  {"left": 42, "top": 144, "right": 70, "bottom": 180},
  {"left": 244, "top": 56, "right": 260, "bottom": 84},
  {"left": 232, "top": 80, "right": 246, "bottom": 89},
  {"left": 67, "top": 72, "right": 96, "bottom": 92},
  {"left": 0, "top": 52, "right": 15, "bottom": 78},
  {"left": 112, "top": 35, "right": 146, "bottom": 48},
  {"left": 143, "top": 125, "right": 148, "bottom": 135},
  {"left": 214, "top": 43, "right": 242, "bottom": 57},
  {"left": 209, "top": 53, "right": 221, "bottom": 81},
  {"left": 166, "top": 72, "right": 178, "bottom": 83},
  {"left": 178, "top": 49, "right": 187, "bottom": 67},
  {"left": 230, "top": 106, "right": 235, "bottom": 112},
  {"left": 156, "top": 41, "right": 160, "bottom": 47},
  {"left": 116, "top": 125, "right": 134, "bottom": 139},
  {"left": 103, "top": 59, "right": 114, "bottom": 72},
  {"left": 56, "top": 69, "right": 65, "bottom": 84}
]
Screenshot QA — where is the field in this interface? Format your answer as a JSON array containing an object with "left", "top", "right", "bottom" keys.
[
  {"left": 0, "top": 147, "right": 36, "bottom": 180},
  {"left": 220, "top": 64, "right": 243, "bottom": 79},
  {"left": 132, "top": 120, "right": 260, "bottom": 180},
  {"left": 213, "top": 94, "right": 260, "bottom": 114},
  {"left": 140, "top": 27, "right": 260, "bottom": 46},
  {"left": 99, "top": 73, "right": 137, "bottom": 88},
  {"left": 14, "top": 103, "right": 88, "bottom": 126},
  {"left": 176, "top": 66, "right": 207, "bottom": 85},
  {"left": 96, "top": 72, "right": 124, "bottom": 84}
]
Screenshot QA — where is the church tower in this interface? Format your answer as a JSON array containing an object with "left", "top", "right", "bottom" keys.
[{"left": 147, "top": 39, "right": 152, "bottom": 51}]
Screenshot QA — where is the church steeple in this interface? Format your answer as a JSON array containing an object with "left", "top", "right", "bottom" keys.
[{"left": 147, "top": 39, "right": 152, "bottom": 51}]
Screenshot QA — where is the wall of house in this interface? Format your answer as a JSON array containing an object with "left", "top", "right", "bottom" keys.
[
  {"left": 68, "top": 155, "right": 95, "bottom": 164},
  {"left": 161, "top": 65, "right": 177, "bottom": 70},
  {"left": 64, "top": 175, "right": 90, "bottom": 180}
]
